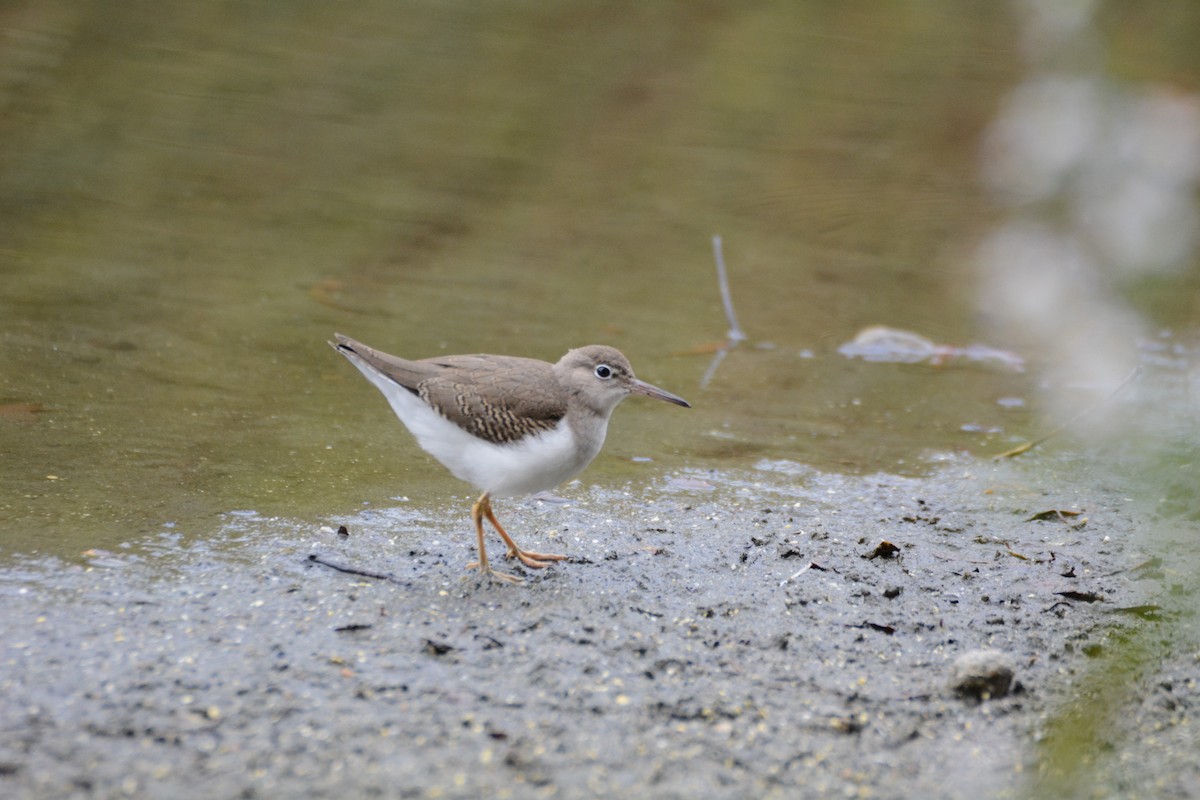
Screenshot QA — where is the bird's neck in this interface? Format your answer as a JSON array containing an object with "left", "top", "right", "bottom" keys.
[{"left": 565, "top": 403, "right": 612, "bottom": 460}]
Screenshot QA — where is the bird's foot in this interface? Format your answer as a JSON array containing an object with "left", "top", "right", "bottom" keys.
[
  {"left": 506, "top": 548, "right": 567, "bottom": 569},
  {"left": 466, "top": 561, "right": 524, "bottom": 584}
]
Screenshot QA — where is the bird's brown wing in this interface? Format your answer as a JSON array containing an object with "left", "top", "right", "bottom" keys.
[
  {"left": 333, "top": 335, "right": 568, "bottom": 444},
  {"left": 415, "top": 354, "right": 567, "bottom": 445},
  {"left": 332, "top": 334, "right": 440, "bottom": 389}
]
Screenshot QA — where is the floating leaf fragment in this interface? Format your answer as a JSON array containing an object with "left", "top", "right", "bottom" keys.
[
  {"left": 839, "top": 325, "right": 1024, "bottom": 370},
  {"left": 0, "top": 402, "right": 47, "bottom": 423}
]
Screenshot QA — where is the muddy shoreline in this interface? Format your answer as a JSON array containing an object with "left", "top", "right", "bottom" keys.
[{"left": 1, "top": 461, "right": 1195, "bottom": 799}]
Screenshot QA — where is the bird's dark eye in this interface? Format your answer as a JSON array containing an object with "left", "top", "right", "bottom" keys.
[{"left": 594, "top": 364, "right": 613, "bottom": 379}]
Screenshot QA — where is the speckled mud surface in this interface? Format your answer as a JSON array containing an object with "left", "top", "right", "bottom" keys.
[{"left": 2, "top": 460, "right": 1197, "bottom": 799}]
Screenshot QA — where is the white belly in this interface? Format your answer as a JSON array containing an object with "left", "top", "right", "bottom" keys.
[{"left": 345, "top": 352, "right": 606, "bottom": 497}]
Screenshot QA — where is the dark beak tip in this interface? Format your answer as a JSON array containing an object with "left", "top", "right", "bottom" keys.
[{"left": 628, "top": 378, "right": 690, "bottom": 408}]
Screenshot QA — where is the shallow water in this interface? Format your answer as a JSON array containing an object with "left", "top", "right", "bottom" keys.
[{"left": 1, "top": 4, "right": 1197, "bottom": 568}]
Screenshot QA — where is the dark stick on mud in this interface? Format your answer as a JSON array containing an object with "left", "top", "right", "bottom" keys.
[{"left": 308, "top": 553, "right": 406, "bottom": 584}]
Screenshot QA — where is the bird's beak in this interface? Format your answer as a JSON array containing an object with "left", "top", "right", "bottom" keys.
[{"left": 629, "top": 378, "right": 691, "bottom": 408}]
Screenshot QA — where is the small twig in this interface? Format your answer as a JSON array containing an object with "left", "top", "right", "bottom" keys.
[
  {"left": 994, "top": 365, "right": 1142, "bottom": 459},
  {"left": 779, "top": 562, "right": 812, "bottom": 586},
  {"left": 712, "top": 235, "right": 747, "bottom": 344},
  {"left": 307, "top": 553, "right": 406, "bottom": 584},
  {"left": 701, "top": 235, "right": 747, "bottom": 389}
]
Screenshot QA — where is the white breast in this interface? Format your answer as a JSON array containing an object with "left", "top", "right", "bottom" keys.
[{"left": 343, "top": 351, "right": 607, "bottom": 497}]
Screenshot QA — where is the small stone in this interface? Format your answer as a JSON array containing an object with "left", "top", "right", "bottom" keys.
[{"left": 950, "top": 649, "right": 1016, "bottom": 701}]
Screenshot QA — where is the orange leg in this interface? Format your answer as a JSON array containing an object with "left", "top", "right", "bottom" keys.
[
  {"left": 480, "top": 495, "right": 566, "bottom": 567},
  {"left": 466, "top": 492, "right": 566, "bottom": 577},
  {"left": 466, "top": 493, "right": 522, "bottom": 583}
]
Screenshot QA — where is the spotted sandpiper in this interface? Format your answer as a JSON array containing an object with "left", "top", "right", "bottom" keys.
[{"left": 330, "top": 334, "right": 690, "bottom": 582}]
